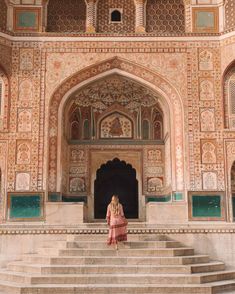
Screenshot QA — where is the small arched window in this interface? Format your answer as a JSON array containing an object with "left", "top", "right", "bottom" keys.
[
  {"left": 83, "top": 119, "right": 90, "bottom": 140},
  {"left": 142, "top": 119, "right": 150, "bottom": 140},
  {"left": 110, "top": 9, "right": 122, "bottom": 22},
  {"left": 153, "top": 121, "right": 163, "bottom": 140},
  {"left": 69, "top": 109, "right": 80, "bottom": 140},
  {"left": 152, "top": 108, "right": 164, "bottom": 140},
  {"left": 71, "top": 121, "right": 80, "bottom": 140}
]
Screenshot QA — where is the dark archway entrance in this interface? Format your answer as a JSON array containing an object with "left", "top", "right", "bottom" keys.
[{"left": 94, "top": 158, "right": 138, "bottom": 219}]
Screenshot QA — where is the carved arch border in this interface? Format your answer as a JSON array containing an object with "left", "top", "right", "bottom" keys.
[
  {"left": 223, "top": 60, "right": 235, "bottom": 129},
  {"left": 0, "top": 67, "right": 9, "bottom": 130},
  {"left": 48, "top": 57, "right": 185, "bottom": 192},
  {"left": 225, "top": 140, "right": 235, "bottom": 222}
]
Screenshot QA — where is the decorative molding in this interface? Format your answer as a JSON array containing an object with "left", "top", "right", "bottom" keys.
[{"left": 0, "top": 227, "right": 235, "bottom": 235}]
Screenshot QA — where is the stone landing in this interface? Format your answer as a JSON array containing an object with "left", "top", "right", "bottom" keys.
[{"left": 0, "top": 232, "right": 234, "bottom": 293}]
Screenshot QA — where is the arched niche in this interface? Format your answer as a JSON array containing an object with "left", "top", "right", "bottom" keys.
[{"left": 48, "top": 57, "right": 185, "bottom": 201}]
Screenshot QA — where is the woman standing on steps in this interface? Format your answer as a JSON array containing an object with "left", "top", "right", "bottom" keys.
[{"left": 106, "top": 195, "right": 128, "bottom": 250}]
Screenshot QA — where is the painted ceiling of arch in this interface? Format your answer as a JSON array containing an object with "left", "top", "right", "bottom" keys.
[{"left": 71, "top": 74, "right": 160, "bottom": 114}]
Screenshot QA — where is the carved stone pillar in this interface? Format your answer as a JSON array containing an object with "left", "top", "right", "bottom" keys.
[
  {"left": 135, "top": 0, "right": 146, "bottom": 33},
  {"left": 85, "top": 0, "right": 97, "bottom": 33}
]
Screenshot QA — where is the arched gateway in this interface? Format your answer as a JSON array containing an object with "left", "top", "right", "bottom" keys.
[
  {"left": 94, "top": 158, "right": 138, "bottom": 219},
  {"left": 48, "top": 57, "right": 185, "bottom": 221}
]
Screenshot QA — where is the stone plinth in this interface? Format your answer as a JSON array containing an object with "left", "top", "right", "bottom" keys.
[
  {"left": 146, "top": 202, "right": 188, "bottom": 224},
  {"left": 45, "top": 202, "right": 87, "bottom": 225}
]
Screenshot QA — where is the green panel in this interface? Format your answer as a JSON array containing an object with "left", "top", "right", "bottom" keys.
[
  {"left": 17, "top": 12, "right": 37, "bottom": 28},
  {"left": 196, "top": 11, "right": 214, "bottom": 28},
  {"left": 232, "top": 196, "right": 235, "bottom": 219},
  {"left": 173, "top": 192, "right": 183, "bottom": 201},
  {"left": 62, "top": 196, "right": 87, "bottom": 203},
  {"left": 146, "top": 195, "right": 171, "bottom": 203},
  {"left": 48, "top": 193, "right": 61, "bottom": 202},
  {"left": 192, "top": 195, "right": 221, "bottom": 217},
  {"left": 10, "top": 195, "right": 41, "bottom": 219}
]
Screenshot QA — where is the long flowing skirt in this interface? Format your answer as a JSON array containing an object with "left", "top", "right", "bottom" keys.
[{"left": 107, "top": 216, "right": 127, "bottom": 245}]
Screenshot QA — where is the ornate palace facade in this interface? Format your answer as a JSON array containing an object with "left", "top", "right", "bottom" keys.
[{"left": 0, "top": 0, "right": 235, "bottom": 225}]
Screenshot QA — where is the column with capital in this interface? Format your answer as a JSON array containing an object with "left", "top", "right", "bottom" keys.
[
  {"left": 85, "top": 0, "right": 97, "bottom": 33},
  {"left": 135, "top": 0, "right": 146, "bottom": 33}
]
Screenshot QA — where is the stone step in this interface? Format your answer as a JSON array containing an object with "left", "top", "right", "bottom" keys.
[
  {"left": 64, "top": 240, "right": 182, "bottom": 249},
  {"left": 70, "top": 234, "right": 169, "bottom": 242},
  {"left": 37, "top": 247, "right": 194, "bottom": 257},
  {"left": 7, "top": 261, "right": 225, "bottom": 275},
  {"left": 0, "top": 280, "right": 234, "bottom": 294},
  {"left": 22, "top": 254, "right": 210, "bottom": 265},
  {"left": 0, "top": 270, "right": 234, "bottom": 285}
]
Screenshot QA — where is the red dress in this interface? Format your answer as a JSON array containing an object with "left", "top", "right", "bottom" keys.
[{"left": 106, "top": 203, "right": 128, "bottom": 245}]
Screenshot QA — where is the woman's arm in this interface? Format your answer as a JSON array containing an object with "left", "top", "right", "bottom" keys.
[
  {"left": 106, "top": 204, "right": 111, "bottom": 225},
  {"left": 119, "top": 204, "right": 125, "bottom": 217}
]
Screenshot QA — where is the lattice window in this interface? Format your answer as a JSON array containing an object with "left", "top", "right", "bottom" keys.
[
  {"left": 146, "top": 0, "right": 185, "bottom": 34},
  {"left": 0, "top": 0, "right": 7, "bottom": 31},
  {"left": 230, "top": 78, "right": 235, "bottom": 115},
  {"left": 47, "top": 0, "right": 86, "bottom": 32},
  {"left": 97, "top": 0, "right": 135, "bottom": 33},
  {"left": 225, "top": 0, "right": 235, "bottom": 31}
]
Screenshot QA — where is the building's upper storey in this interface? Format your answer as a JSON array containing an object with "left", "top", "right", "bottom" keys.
[{"left": 0, "top": 0, "right": 234, "bottom": 36}]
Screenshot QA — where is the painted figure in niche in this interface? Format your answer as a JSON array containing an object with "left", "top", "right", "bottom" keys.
[
  {"left": 106, "top": 195, "right": 127, "bottom": 250},
  {"left": 69, "top": 177, "right": 85, "bottom": 192},
  {"left": 200, "top": 109, "right": 215, "bottom": 131},
  {"left": 15, "top": 173, "right": 30, "bottom": 191},
  {"left": 100, "top": 113, "right": 132, "bottom": 138},
  {"left": 17, "top": 143, "right": 31, "bottom": 164},
  {"left": 18, "top": 110, "right": 32, "bottom": 132},
  {"left": 200, "top": 80, "right": 214, "bottom": 100},
  {"left": 147, "top": 177, "right": 163, "bottom": 192},
  {"left": 109, "top": 117, "right": 123, "bottom": 136},
  {"left": 202, "top": 142, "right": 216, "bottom": 163}
]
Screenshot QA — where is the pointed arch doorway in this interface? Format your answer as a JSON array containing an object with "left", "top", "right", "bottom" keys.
[{"left": 94, "top": 158, "right": 138, "bottom": 219}]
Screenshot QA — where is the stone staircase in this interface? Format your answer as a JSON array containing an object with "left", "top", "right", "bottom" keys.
[{"left": 0, "top": 233, "right": 234, "bottom": 294}]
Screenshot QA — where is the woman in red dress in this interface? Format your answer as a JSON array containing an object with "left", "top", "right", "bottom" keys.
[{"left": 106, "top": 195, "right": 128, "bottom": 249}]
